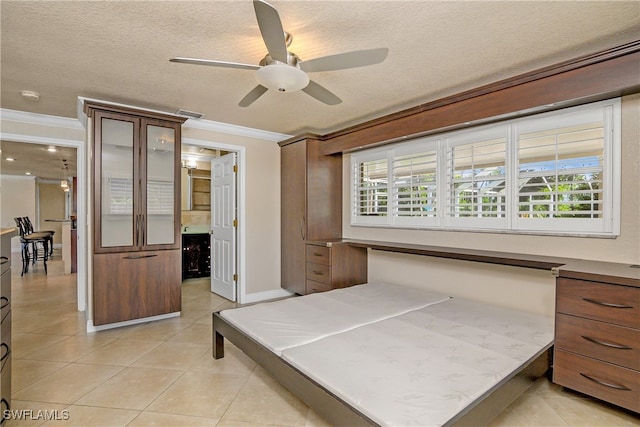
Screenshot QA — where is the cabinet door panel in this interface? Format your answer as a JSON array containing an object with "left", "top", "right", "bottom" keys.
[
  {"left": 94, "top": 111, "right": 139, "bottom": 252},
  {"left": 144, "top": 122, "right": 178, "bottom": 247},
  {"left": 93, "top": 250, "right": 181, "bottom": 325},
  {"left": 281, "top": 141, "right": 306, "bottom": 294}
]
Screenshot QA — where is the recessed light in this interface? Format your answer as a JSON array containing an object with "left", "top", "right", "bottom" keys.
[
  {"left": 25, "top": 171, "right": 32, "bottom": 175},
  {"left": 47, "top": 145, "right": 57, "bottom": 152},
  {"left": 6, "top": 157, "right": 15, "bottom": 161}
]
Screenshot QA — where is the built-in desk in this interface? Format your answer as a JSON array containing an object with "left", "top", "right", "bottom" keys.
[{"left": 344, "top": 239, "right": 574, "bottom": 270}]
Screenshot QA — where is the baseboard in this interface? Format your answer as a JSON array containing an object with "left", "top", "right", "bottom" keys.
[
  {"left": 86, "top": 311, "right": 181, "bottom": 332},
  {"left": 241, "top": 288, "right": 294, "bottom": 304}
]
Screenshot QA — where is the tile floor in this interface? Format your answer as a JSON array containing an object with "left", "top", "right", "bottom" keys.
[{"left": 6, "top": 252, "right": 640, "bottom": 426}]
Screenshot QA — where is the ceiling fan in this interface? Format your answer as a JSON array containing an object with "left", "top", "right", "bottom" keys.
[{"left": 170, "top": 0, "right": 388, "bottom": 107}]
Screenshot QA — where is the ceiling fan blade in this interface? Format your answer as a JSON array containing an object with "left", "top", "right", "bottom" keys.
[
  {"left": 300, "top": 48, "right": 389, "bottom": 73},
  {"left": 302, "top": 80, "right": 342, "bottom": 105},
  {"left": 239, "top": 85, "right": 268, "bottom": 107},
  {"left": 170, "top": 57, "right": 260, "bottom": 71},
  {"left": 253, "top": 0, "right": 288, "bottom": 63}
]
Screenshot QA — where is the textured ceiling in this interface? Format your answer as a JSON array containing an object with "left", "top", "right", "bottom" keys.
[{"left": 1, "top": 1, "right": 639, "bottom": 138}]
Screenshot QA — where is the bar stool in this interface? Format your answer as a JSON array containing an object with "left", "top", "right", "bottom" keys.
[
  {"left": 22, "top": 217, "right": 54, "bottom": 257},
  {"left": 13, "top": 218, "right": 49, "bottom": 275}
]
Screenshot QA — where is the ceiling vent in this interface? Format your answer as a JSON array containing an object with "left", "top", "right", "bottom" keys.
[{"left": 176, "top": 109, "right": 204, "bottom": 120}]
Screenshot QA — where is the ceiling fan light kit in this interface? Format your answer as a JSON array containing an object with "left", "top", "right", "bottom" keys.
[
  {"left": 171, "top": 0, "right": 388, "bottom": 107},
  {"left": 256, "top": 63, "right": 309, "bottom": 92}
]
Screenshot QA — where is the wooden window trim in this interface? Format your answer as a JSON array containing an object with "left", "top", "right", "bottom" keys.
[{"left": 317, "top": 40, "right": 640, "bottom": 155}]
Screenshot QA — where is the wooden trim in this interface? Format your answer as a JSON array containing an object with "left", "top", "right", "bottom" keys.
[
  {"left": 84, "top": 100, "right": 187, "bottom": 124},
  {"left": 320, "top": 41, "right": 640, "bottom": 155},
  {"left": 277, "top": 132, "right": 325, "bottom": 148}
]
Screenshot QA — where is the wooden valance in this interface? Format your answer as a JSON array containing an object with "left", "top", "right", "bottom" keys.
[{"left": 310, "top": 40, "right": 640, "bottom": 155}]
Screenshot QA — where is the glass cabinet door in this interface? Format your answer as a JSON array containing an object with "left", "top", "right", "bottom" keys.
[
  {"left": 143, "top": 121, "right": 180, "bottom": 248},
  {"left": 96, "top": 111, "right": 139, "bottom": 250}
]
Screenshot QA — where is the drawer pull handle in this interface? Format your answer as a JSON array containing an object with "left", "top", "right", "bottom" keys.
[
  {"left": 0, "top": 256, "right": 8, "bottom": 265},
  {"left": 312, "top": 270, "right": 323, "bottom": 276},
  {"left": 580, "top": 373, "right": 631, "bottom": 391},
  {"left": 122, "top": 254, "right": 158, "bottom": 260},
  {"left": 582, "top": 335, "right": 632, "bottom": 350},
  {"left": 0, "top": 296, "right": 8, "bottom": 310},
  {"left": 582, "top": 298, "right": 633, "bottom": 309},
  {"left": 312, "top": 253, "right": 323, "bottom": 257},
  {"left": 0, "top": 343, "right": 9, "bottom": 362}
]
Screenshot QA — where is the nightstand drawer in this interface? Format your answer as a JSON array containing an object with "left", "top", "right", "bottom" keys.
[
  {"left": 306, "top": 263, "right": 330, "bottom": 285},
  {"left": 554, "top": 349, "right": 640, "bottom": 413},
  {"left": 556, "top": 313, "right": 640, "bottom": 370},
  {"left": 306, "top": 280, "right": 332, "bottom": 294},
  {"left": 306, "top": 245, "right": 330, "bottom": 266},
  {"left": 556, "top": 278, "right": 640, "bottom": 328}
]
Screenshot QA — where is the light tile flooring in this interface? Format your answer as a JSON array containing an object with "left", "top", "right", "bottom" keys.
[{"left": 7, "top": 252, "right": 640, "bottom": 426}]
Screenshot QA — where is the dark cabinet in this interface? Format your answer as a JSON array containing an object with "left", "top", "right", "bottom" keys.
[
  {"left": 182, "top": 234, "right": 211, "bottom": 279},
  {"left": 280, "top": 135, "right": 343, "bottom": 294},
  {"left": 305, "top": 241, "right": 367, "bottom": 294},
  {"left": 85, "top": 102, "right": 186, "bottom": 326},
  {"left": 553, "top": 268, "right": 640, "bottom": 414},
  {"left": 1, "top": 229, "right": 16, "bottom": 422}
]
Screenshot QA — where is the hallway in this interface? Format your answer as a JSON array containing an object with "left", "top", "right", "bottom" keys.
[{"left": 6, "top": 253, "right": 639, "bottom": 426}]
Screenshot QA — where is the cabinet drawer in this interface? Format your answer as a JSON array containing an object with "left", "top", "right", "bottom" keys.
[
  {"left": 554, "top": 349, "right": 639, "bottom": 413},
  {"left": 556, "top": 313, "right": 640, "bottom": 370},
  {"left": 1, "top": 270, "right": 9, "bottom": 323},
  {"left": 306, "top": 263, "right": 330, "bottom": 285},
  {"left": 1, "top": 311, "right": 10, "bottom": 372},
  {"left": 306, "top": 280, "right": 332, "bottom": 294},
  {"left": 306, "top": 245, "right": 330, "bottom": 266},
  {"left": 1, "top": 235, "right": 11, "bottom": 276},
  {"left": 556, "top": 278, "right": 640, "bottom": 328}
]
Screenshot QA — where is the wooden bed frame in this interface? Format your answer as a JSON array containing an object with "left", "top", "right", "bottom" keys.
[{"left": 213, "top": 310, "right": 552, "bottom": 427}]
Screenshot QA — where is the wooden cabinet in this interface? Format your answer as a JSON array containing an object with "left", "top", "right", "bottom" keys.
[
  {"left": 1, "top": 229, "right": 16, "bottom": 422},
  {"left": 305, "top": 241, "right": 367, "bottom": 294},
  {"left": 553, "top": 262, "right": 640, "bottom": 414},
  {"left": 280, "top": 135, "right": 342, "bottom": 294},
  {"left": 85, "top": 102, "right": 186, "bottom": 326}
]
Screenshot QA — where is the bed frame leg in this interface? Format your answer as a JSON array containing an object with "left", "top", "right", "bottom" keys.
[{"left": 212, "top": 313, "right": 225, "bottom": 359}]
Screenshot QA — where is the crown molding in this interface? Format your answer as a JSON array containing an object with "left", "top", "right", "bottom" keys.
[
  {"left": 3, "top": 103, "right": 291, "bottom": 143},
  {"left": 182, "top": 117, "right": 291, "bottom": 143},
  {"left": 1, "top": 108, "right": 84, "bottom": 130}
]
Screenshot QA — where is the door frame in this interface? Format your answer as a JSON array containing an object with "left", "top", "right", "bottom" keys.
[
  {"left": 0, "top": 133, "right": 87, "bottom": 311},
  {"left": 183, "top": 138, "right": 246, "bottom": 303}
]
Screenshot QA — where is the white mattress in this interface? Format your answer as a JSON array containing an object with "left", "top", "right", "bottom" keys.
[
  {"left": 281, "top": 298, "right": 554, "bottom": 426},
  {"left": 220, "top": 282, "right": 451, "bottom": 354},
  {"left": 220, "top": 283, "right": 554, "bottom": 426}
]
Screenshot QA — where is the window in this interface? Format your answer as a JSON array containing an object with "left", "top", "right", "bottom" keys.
[
  {"left": 392, "top": 142, "right": 438, "bottom": 227},
  {"left": 350, "top": 99, "right": 620, "bottom": 236},
  {"left": 446, "top": 127, "right": 507, "bottom": 229},
  {"left": 352, "top": 151, "right": 388, "bottom": 224}
]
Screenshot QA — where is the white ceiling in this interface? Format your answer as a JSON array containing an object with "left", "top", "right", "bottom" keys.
[{"left": 1, "top": 1, "right": 638, "bottom": 178}]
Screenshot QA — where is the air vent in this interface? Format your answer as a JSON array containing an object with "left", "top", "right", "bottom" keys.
[{"left": 176, "top": 109, "right": 204, "bottom": 120}]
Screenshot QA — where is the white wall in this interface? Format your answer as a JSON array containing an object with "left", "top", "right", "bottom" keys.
[
  {"left": 0, "top": 175, "right": 37, "bottom": 251},
  {"left": 343, "top": 94, "right": 640, "bottom": 316}
]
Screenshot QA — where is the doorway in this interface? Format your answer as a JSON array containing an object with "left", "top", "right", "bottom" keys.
[{"left": 181, "top": 139, "right": 243, "bottom": 302}]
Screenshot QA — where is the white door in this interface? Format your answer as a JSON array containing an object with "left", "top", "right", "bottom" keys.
[{"left": 210, "top": 153, "right": 237, "bottom": 301}]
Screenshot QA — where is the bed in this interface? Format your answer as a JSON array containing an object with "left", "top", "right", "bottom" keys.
[{"left": 212, "top": 283, "right": 554, "bottom": 426}]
